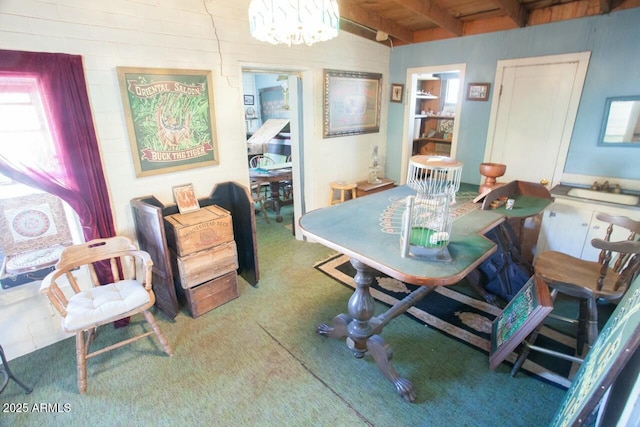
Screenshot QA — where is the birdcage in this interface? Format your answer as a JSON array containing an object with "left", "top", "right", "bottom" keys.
[{"left": 400, "top": 155, "right": 463, "bottom": 261}]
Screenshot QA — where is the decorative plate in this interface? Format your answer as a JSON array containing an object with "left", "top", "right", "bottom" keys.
[
  {"left": 5, "top": 245, "right": 64, "bottom": 274},
  {"left": 12, "top": 209, "right": 51, "bottom": 238}
]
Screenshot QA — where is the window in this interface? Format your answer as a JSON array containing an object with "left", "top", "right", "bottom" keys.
[
  {"left": 0, "top": 77, "right": 60, "bottom": 174},
  {"left": 0, "top": 76, "right": 78, "bottom": 277},
  {"left": 444, "top": 78, "right": 460, "bottom": 105}
]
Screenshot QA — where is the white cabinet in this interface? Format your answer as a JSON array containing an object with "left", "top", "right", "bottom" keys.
[{"left": 536, "top": 198, "right": 640, "bottom": 262}]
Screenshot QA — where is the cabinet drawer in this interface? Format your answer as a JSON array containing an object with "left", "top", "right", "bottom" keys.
[
  {"left": 183, "top": 271, "right": 239, "bottom": 318},
  {"left": 174, "top": 241, "right": 238, "bottom": 289}
]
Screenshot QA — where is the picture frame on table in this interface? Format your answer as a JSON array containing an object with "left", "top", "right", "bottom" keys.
[
  {"left": 323, "top": 69, "right": 382, "bottom": 138},
  {"left": 172, "top": 183, "right": 200, "bottom": 214},
  {"left": 466, "top": 83, "right": 491, "bottom": 101},
  {"left": 116, "top": 66, "right": 219, "bottom": 177},
  {"left": 390, "top": 83, "right": 404, "bottom": 103},
  {"left": 244, "top": 95, "right": 254, "bottom": 105}
]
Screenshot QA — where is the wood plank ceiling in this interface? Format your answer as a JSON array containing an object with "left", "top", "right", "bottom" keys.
[{"left": 337, "top": 0, "right": 640, "bottom": 45}]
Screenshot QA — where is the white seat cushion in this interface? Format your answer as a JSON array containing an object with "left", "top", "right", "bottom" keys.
[{"left": 63, "top": 280, "right": 151, "bottom": 331}]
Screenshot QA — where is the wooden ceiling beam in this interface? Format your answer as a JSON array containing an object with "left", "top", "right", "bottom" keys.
[
  {"left": 391, "top": 0, "right": 463, "bottom": 36},
  {"left": 599, "top": 0, "right": 612, "bottom": 13},
  {"left": 492, "top": 0, "right": 528, "bottom": 27},
  {"left": 338, "top": 0, "right": 414, "bottom": 43}
]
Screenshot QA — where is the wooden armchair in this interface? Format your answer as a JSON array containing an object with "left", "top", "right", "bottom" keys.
[
  {"left": 40, "top": 236, "right": 173, "bottom": 393},
  {"left": 535, "top": 213, "right": 640, "bottom": 352},
  {"left": 511, "top": 214, "right": 640, "bottom": 376}
]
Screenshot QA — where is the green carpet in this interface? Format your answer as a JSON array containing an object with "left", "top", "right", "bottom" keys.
[
  {"left": 1, "top": 205, "right": 566, "bottom": 426},
  {"left": 315, "top": 253, "right": 578, "bottom": 389}
]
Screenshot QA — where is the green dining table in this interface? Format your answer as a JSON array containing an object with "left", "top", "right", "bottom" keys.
[{"left": 299, "top": 182, "right": 551, "bottom": 401}]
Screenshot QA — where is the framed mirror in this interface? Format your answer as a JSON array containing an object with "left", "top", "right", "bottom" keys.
[{"left": 599, "top": 95, "right": 640, "bottom": 145}]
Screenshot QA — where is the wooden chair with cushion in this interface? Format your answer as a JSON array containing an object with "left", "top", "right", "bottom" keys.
[{"left": 40, "top": 236, "right": 173, "bottom": 393}]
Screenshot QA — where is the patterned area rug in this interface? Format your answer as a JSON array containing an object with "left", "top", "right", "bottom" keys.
[{"left": 315, "top": 253, "right": 580, "bottom": 389}]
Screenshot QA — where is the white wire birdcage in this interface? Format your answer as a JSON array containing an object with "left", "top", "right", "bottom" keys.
[{"left": 401, "top": 155, "right": 463, "bottom": 261}]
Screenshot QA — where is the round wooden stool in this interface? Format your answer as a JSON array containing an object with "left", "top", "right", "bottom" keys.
[{"left": 328, "top": 182, "right": 357, "bottom": 205}]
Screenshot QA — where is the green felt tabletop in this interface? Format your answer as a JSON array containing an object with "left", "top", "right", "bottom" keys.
[
  {"left": 492, "top": 195, "right": 552, "bottom": 219},
  {"left": 300, "top": 183, "right": 506, "bottom": 286}
]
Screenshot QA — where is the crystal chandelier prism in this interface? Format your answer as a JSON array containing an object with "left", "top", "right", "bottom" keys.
[{"left": 248, "top": 0, "right": 340, "bottom": 46}]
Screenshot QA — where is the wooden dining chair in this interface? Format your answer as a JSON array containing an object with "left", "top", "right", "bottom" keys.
[
  {"left": 40, "top": 236, "right": 173, "bottom": 393},
  {"left": 531, "top": 213, "right": 640, "bottom": 348},
  {"left": 249, "top": 155, "right": 275, "bottom": 197},
  {"left": 249, "top": 155, "right": 274, "bottom": 168},
  {"left": 250, "top": 182, "right": 270, "bottom": 224},
  {"left": 510, "top": 213, "right": 640, "bottom": 377}
]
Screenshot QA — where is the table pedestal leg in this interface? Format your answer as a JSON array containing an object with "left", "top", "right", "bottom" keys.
[
  {"left": 316, "top": 258, "right": 416, "bottom": 402},
  {"left": 268, "top": 182, "right": 283, "bottom": 222}
]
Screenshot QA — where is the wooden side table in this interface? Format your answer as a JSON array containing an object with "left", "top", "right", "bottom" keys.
[{"left": 356, "top": 178, "right": 394, "bottom": 197}]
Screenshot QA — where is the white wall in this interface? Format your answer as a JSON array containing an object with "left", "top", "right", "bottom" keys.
[
  {"left": 0, "top": 0, "right": 390, "bottom": 237},
  {"left": 0, "top": 0, "right": 390, "bottom": 359}
]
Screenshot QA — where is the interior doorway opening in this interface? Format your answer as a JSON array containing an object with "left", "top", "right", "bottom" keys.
[
  {"left": 241, "top": 69, "right": 304, "bottom": 238},
  {"left": 400, "top": 64, "right": 466, "bottom": 184}
]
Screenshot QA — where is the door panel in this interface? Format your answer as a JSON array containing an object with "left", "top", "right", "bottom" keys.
[{"left": 485, "top": 53, "right": 590, "bottom": 188}]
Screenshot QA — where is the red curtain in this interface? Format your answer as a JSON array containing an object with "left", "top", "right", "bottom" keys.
[{"left": 0, "top": 49, "right": 116, "bottom": 244}]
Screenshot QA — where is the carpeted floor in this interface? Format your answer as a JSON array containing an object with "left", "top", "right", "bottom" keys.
[
  {"left": 1, "top": 204, "right": 567, "bottom": 426},
  {"left": 315, "top": 253, "right": 580, "bottom": 389}
]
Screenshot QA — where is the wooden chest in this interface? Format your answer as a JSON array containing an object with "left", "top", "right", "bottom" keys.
[
  {"left": 164, "top": 205, "right": 234, "bottom": 256},
  {"left": 183, "top": 271, "right": 239, "bottom": 318},
  {"left": 173, "top": 241, "right": 238, "bottom": 289}
]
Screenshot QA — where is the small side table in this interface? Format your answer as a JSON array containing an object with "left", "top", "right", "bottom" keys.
[
  {"left": 1, "top": 344, "right": 32, "bottom": 394},
  {"left": 356, "top": 178, "right": 394, "bottom": 197}
]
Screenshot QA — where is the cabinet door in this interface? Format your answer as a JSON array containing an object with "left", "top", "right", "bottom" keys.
[
  {"left": 581, "top": 208, "right": 640, "bottom": 261},
  {"left": 536, "top": 201, "right": 592, "bottom": 259}
]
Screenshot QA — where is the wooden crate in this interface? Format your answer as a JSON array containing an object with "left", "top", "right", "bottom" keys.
[
  {"left": 173, "top": 241, "right": 238, "bottom": 289},
  {"left": 164, "top": 205, "right": 234, "bottom": 256},
  {"left": 183, "top": 271, "right": 239, "bottom": 318}
]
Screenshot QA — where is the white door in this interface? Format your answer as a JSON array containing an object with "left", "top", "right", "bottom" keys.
[{"left": 484, "top": 53, "right": 590, "bottom": 188}]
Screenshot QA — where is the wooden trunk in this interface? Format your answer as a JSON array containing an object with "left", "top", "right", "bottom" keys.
[
  {"left": 164, "top": 205, "right": 234, "bottom": 256},
  {"left": 182, "top": 271, "right": 239, "bottom": 318},
  {"left": 173, "top": 241, "right": 238, "bottom": 289}
]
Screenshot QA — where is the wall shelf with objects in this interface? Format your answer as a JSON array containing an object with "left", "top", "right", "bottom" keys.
[{"left": 412, "top": 76, "right": 454, "bottom": 157}]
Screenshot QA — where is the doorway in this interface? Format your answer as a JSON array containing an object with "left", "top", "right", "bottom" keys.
[
  {"left": 241, "top": 69, "right": 304, "bottom": 238},
  {"left": 484, "top": 52, "right": 591, "bottom": 188},
  {"left": 400, "top": 64, "right": 466, "bottom": 184}
]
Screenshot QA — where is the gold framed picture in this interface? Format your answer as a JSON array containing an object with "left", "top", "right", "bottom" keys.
[
  {"left": 117, "top": 67, "right": 219, "bottom": 177},
  {"left": 323, "top": 69, "right": 382, "bottom": 138}
]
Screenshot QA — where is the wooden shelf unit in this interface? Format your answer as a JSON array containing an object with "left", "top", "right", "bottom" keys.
[{"left": 413, "top": 78, "right": 454, "bottom": 157}]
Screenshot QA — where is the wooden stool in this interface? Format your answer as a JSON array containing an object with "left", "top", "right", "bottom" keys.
[{"left": 329, "top": 182, "right": 357, "bottom": 205}]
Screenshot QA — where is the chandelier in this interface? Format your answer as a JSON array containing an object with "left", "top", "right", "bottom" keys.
[{"left": 248, "top": 0, "right": 340, "bottom": 46}]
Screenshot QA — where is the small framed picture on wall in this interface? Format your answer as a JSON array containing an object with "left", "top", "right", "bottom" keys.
[
  {"left": 466, "top": 83, "right": 491, "bottom": 101},
  {"left": 390, "top": 83, "right": 404, "bottom": 103},
  {"left": 244, "top": 95, "right": 254, "bottom": 105}
]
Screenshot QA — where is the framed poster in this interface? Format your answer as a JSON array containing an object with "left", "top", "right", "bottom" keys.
[
  {"left": 489, "top": 275, "right": 553, "bottom": 370},
  {"left": 466, "top": 82, "right": 491, "bottom": 101},
  {"left": 117, "top": 67, "right": 219, "bottom": 177},
  {"left": 390, "top": 83, "right": 404, "bottom": 103},
  {"left": 172, "top": 183, "right": 200, "bottom": 214},
  {"left": 323, "top": 69, "right": 382, "bottom": 138}
]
